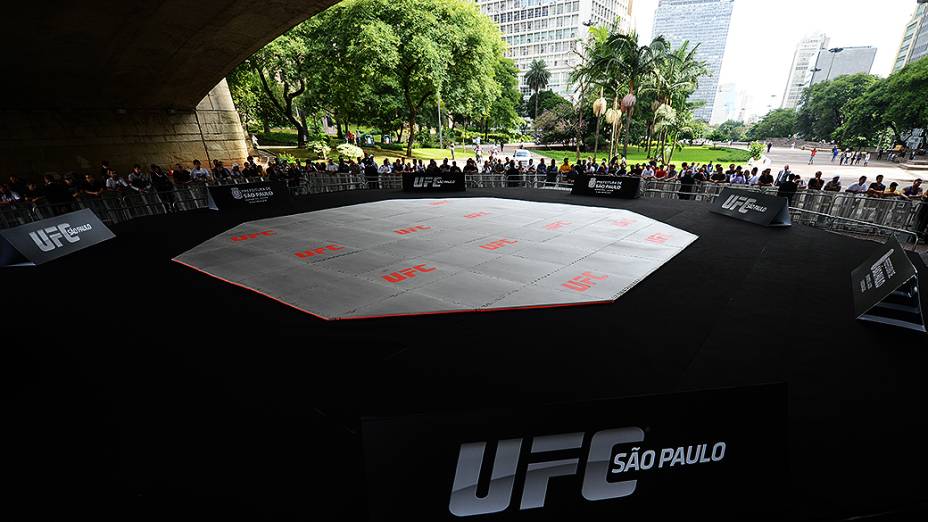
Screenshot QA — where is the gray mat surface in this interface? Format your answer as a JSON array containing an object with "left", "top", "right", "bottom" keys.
[{"left": 173, "top": 198, "right": 698, "bottom": 319}]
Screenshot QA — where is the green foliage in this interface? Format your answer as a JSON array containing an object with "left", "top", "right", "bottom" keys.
[
  {"left": 748, "top": 108, "right": 797, "bottom": 140},
  {"left": 748, "top": 142, "right": 765, "bottom": 160},
  {"left": 796, "top": 73, "right": 878, "bottom": 142},
  {"left": 710, "top": 120, "right": 747, "bottom": 142},
  {"left": 275, "top": 152, "right": 298, "bottom": 164},
  {"left": 309, "top": 140, "right": 331, "bottom": 160},
  {"left": 521, "top": 90, "right": 571, "bottom": 118},
  {"left": 336, "top": 143, "right": 364, "bottom": 159},
  {"left": 525, "top": 59, "right": 552, "bottom": 118}
]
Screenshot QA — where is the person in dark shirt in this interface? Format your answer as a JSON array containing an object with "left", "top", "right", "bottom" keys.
[
  {"left": 758, "top": 169, "right": 775, "bottom": 187},
  {"left": 81, "top": 174, "right": 105, "bottom": 198},
  {"left": 172, "top": 164, "right": 191, "bottom": 185},
  {"left": 867, "top": 175, "right": 886, "bottom": 197},
  {"left": 807, "top": 171, "right": 825, "bottom": 190},
  {"left": 450, "top": 161, "right": 463, "bottom": 175},
  {"left": 777, "top": 174, "right": 799, "bottom": 205},
  {"left": 7, "top": 175, "right": 27, "bottom": 196},
  {"left": 678, "top": 168, "right": 696, "bottom": 200},
  {"left": 823, "top": 176, "right": 842, "bottom": 192},
  {"left": 23, "top": 181, "right": 46, "bottom": 204},
  {"left": 710, "top": 165, "right": 727, "bottom": 183},
  {"left": 425, "top": 160, "right": 441, "bottom": 176}
]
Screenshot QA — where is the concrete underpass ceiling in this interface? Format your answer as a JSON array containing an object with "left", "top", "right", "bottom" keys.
[{"left": 4, "top": 0, "right": 339, "bottom": 110}]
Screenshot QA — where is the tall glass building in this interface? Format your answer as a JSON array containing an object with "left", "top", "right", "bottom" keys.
[
  {"left": 809, "top": 46, "right": 877, "bottom": 85},
  {"left": 893, "top": 0, "right": 928, "bottom": 72},
  {"left": 651, "top": 0, "right": 734, "bottom": 122},
  {"left": 475, "top": 0, "right": 634, "bottom": 100},
  {"left": 781, "top": 34, "right": 829, "bottom": 110}
]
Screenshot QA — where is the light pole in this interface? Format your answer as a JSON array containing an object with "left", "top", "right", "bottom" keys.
[{"left": 825, "top": 48, "right": 844, "bottom": 82}]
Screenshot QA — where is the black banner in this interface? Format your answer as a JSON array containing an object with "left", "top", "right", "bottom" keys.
[
  {"left": 402, "top": 172, "right": 466, "bottom": 192},
  {"left": 0, "top": 208, "right": 115, "bottom": 267},
  {"left": 851, "top": 237, "right": 925, "bottom": 332},
  {"left": 362, "top": 384, "right": 786, "bottom": 521},
  {"left": 709, "top": 188, "right": 791, "bottom": 227},
  {"left": 571, "top": 175, "right": 641, "bottom": 199},
  {"left": 206, "top": 181, "right": 293, "bottom": 211}
]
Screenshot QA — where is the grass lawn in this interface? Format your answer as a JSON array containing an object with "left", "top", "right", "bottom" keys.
[
  {"left": 268, "top": 146, "right": 457, "bottom": 165},
  {"left": 533, "top": 146, "right": 752, "bottom": 165}
]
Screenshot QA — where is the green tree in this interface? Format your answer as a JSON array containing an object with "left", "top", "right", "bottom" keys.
[
  {"left": 524, "top": 59, "right": 551, "bottom": 119},
  {"left": 748, "top": 108, "right": 797, "bottom": 140},
  {"left": 521, "top": 90, "right": 571, "bottom": 118},
  {"left": 796, "top": 73, "right": 878, "bottom": 142},
  {"left": 710, "top": 120, "right": 746, "bottom": 142},
  {"left": 484, "top": 58, "right": 523, "bottom": 137},
  {"left": 588, "top": 30, "right": 669, "bottom": 157}
]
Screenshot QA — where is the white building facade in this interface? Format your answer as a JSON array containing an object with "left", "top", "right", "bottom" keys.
[
  {"left": 893, "top": 1, "right": 928, "bottom": 72},
  {"left": 781, "top": 33, "right": 829, "bottom": 110},
  {"left": 475, "top": 0, "right": 634, "bottom": 99}
]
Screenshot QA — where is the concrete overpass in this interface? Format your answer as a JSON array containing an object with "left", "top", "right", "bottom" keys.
[{"left": 2, "top": 0, "right": 337, "bottom": 177}]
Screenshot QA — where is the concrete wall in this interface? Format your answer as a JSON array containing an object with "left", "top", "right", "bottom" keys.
[{"left": 0, "top": 80, "right": 249, "bottom": 179}]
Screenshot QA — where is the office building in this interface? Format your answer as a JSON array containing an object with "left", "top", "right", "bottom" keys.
[
  {"left": 810, "top": 46, "right": 877, "bottom": 85},
  {"left": 711, "top": 83, "right": 737, "bottom": 124},
  {"left": 476, "top": 0, "right": 634, "bottom": 99},
  {"left": 894, "top": 0, "right": 928, "bottom": 72},
  {"left": 782, "top": 33, "right": 830, "bottom": 109},
  {"left": 651, "top": 0, "right": 735, "bottom": 122}
]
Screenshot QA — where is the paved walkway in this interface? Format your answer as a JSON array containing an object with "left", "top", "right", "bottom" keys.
[{"left": 763, "top": 146, "right": 922, "bottom": 188}]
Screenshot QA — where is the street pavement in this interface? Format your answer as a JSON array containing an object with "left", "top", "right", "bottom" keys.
[{"left": 763, "top": 146, "right": 923, "bottom": 189}]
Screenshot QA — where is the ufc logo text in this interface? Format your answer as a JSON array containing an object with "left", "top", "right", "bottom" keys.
[
  {"left": 294, "top": 244, "right": 344, "bottom": 258},
  {"left": 646, "top": 233, "right": 670, "bottom": 244},
  {"left": 394, "top": 225, "right": 431, "bottom": 235},
  {"left": 231, "top": 230, "right": 274, "bottom": 241},
  {"left": 544, "top": 221, "right": 571, "bottom": 230},
  {"left": 383, "top": 264, "right": 436, "bottom": 283},
  {"left": 464, "top": 212, "right": 490, "bottom": 219},
  {"left": 29, "top": 223, "right": 82, "bottom": 252},
  {"left": 562, "top": 271, "right": 608, "bottom": 292},
  {"left": 479, "top": 239, "right": 518, "bottom": 251}
]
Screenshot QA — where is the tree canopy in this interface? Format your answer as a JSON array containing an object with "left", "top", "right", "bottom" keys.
[{"left": 748, "top": 108, "right": 797, "bottom": 140}]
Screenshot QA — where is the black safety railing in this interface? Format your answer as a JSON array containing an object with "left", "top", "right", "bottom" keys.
[{"left": 2, "top": 174, "right": 925, "bottom": 246}]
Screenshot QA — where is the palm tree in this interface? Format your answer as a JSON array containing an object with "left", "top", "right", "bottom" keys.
[
  {"left": 525, "top": 59, "right": 551, "bottom": 119},
  {"left": 590, "top": 31, "right": 668, "bottom": 158},
  {"left": 644, "top": 41, "right": 708, "bottom": 161}
]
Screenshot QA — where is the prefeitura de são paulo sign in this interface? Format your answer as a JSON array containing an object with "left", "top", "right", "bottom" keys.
[{"left": 173, "top": 198, "right": 698, "bottom": 319}]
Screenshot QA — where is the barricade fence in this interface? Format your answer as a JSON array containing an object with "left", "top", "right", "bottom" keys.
[{"left": 2, "top": 174, "right": 924, "bottom": 245}]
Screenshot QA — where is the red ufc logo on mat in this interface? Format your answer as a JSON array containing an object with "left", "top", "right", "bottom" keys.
[
  {"left": 294, "top": 244, "right": 344, "bottom": 258},
  {"left": 394, "top": 225, "right": 431, "bottom": 235},
  {"left": 480, "top": 239, "right": 518, "bottom": 251},
  {"left": 430, "top": 201, "right": 449, "bottom": 206},
  {"left": 545, "top": 221, "right": 571, "bottom": 230},
  {"left": 382, "top": 264, "right": 436, "bottom": 283},
  {"left": 612, "top": 218, "right": 637, "bottom": 228},
  {"left": 646, "top": 233, "right": 671, "bottom": 244},
  {"left": 465, "top": 212, "right": 490, "bottom": 219},
  {"left": 231, "top": 230, "right": 274, "bottom": 241},
  {"left": 562, "top": 272, "right": 608, "bottom": 292}
]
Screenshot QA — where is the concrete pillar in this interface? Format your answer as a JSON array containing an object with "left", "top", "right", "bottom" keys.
[{"left": 0, "top": 80, "right": 249, "bottom": 179}]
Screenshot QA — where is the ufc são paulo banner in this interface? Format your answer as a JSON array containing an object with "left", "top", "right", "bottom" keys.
[
  {"left": 0, "top": 208, "right": 115, "bottom": 266},
  {"left": 362, "top": 384, "right": 786, "bottom": 521},
  {"left": 402, "top": 172, "right": 466, "bottom": 193},
  {"left": 206, "top": 181, "right": 293, "bottom": 211},
  {"left": 571, "top": 175, "right": 641, "bottom": 199},
  {"left": 851, "top": 237, "right": 925, "bottom": 332},
  {"left": 709, "top": 188, "right": 791, "bottom": 227}
]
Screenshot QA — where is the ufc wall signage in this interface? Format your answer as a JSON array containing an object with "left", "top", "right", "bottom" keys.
[
  {"left": 571, "top": 175, "right": 641, "bottom": 199},
  {"left": 0, "top": 209, "right": 115, "bottom": 266},
  {"left": 851, "top": 237, "right": 925, "bottom": 332},
  {"left": 709, "top": 188, "right": 791, "bottom": 227},
  {"left": 206, "top": 181, "right": 293, "bottom": 211},
  {"left": 402, "top": 172, "right": 466, "bottom": 192},
  {"left": 362, "top": 384, "right": 786, "bottom": 521}
]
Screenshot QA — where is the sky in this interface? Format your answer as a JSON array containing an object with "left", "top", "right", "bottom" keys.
[{"left": 632, "top": 0, "right": 917, "bottom": 121}]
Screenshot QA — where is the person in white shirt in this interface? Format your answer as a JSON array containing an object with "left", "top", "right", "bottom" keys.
[
  {"left": 190, "top": 160, "right": 211, "bottom": 182},
  {"left": 846, "top": 176, "right": 868, "bottom": 193},
  {"left": 377, "top": 159, "right": 393, "bottom": 175}
]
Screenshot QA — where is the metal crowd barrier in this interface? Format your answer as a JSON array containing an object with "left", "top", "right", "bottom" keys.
[{"left": 2, "top": 175, "right": 925, "bottom": 246}]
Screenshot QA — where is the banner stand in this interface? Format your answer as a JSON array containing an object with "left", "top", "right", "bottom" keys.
[
  {"left": 0, "top": 208, "right": 115, "bottom": 267},
  {"left": 851, "top": 237, "right": 925, "bottom": 333},
  {"left": 709, "top": 187, "right": 791, "bottom": 227}
]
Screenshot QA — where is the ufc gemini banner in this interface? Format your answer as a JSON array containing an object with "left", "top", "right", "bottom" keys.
[
  {"left": 362, "top": 384, "right": 786, "bottom": 521},
  {"left": 851, "top": 237, "right": 925, "bottom": 332},
  {"left": 0, "top": 208, "right": 115, "bottom": 266},
  {"left": 709, "top": 187, "right": 791, "bottom": 227},
  {"left": 571, "top": 175, "right": 641, "bottom": 199},
  {"left": 402, "top": 172, "right": 466, "bottom": 192},
  {"left": 207, "top": 181, "right": 292, "bottom": 211}
]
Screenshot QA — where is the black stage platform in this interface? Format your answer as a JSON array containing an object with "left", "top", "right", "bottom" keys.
[{"left": 4, "top": 188, "right": 928, "bottom": 520}]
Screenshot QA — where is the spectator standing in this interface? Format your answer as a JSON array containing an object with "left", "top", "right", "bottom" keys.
[
  {"left": 807, "top": 171, "right": 825, "bottom": 190},
  {"left": 846, "top": 176, "right": 869, "bottom": 194},
  {"left": 190, "top": 160, "right": 211, "bottom": 182},
  {"left": 823, "top": 176, "right": 842, "bottom": 192}
]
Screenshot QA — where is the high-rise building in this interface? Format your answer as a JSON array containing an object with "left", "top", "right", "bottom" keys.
[
  {"left": 893, "top": 0, "right": 928, "bottom": 72},
  {"left": 809, "top": 46, "right": 877, "bottom": 85},
  {"left": 781, "top": 33, "right": 830, "bottom": 110},
  {"left": 651, "top": 0, "right": 735, "bottom": 122},
  {"left": 711, "top": 83, "right": 737, "bottom": 124},
  {"left": 476, "top": 0, "right": 634, "bottom": 100}
]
